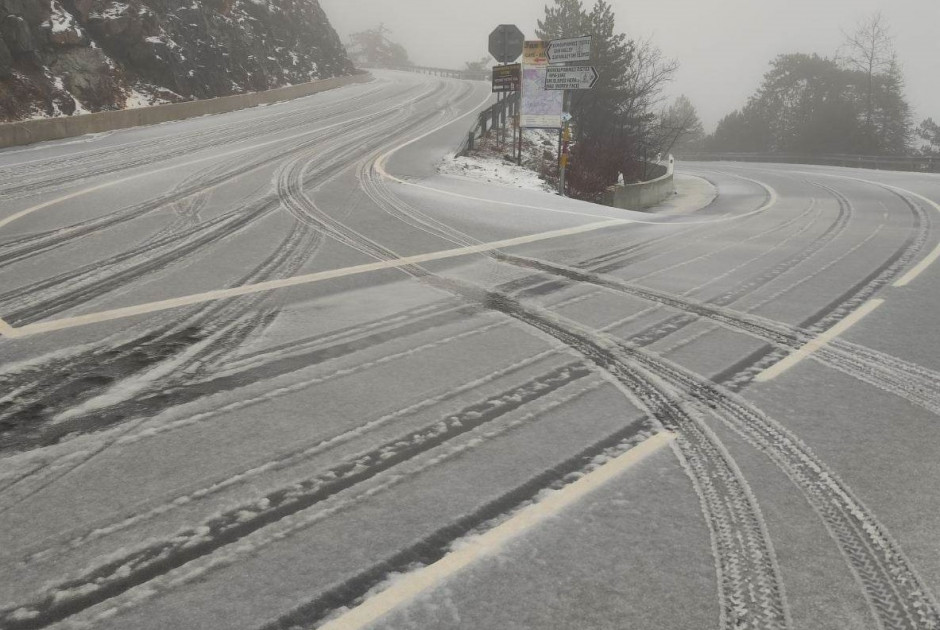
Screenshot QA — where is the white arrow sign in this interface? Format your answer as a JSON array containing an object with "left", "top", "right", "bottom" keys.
[
  {"left": 548, "top": 36, "right": 592, "bottom": 64},
  {"left": 545, "top": 66, "right": 599, "bottom": 90}
]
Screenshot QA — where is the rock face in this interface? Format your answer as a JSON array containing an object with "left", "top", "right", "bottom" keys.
[{"left": 0, "top": 0, "right": 354, "bottom": 121}]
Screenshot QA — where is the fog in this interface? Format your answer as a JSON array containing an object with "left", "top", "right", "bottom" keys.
[{"left": 321, "top": 0, "right": 939, "bottom": 131}]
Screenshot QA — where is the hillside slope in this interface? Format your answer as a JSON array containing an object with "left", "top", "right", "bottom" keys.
[{"left": 0, "top": 0, "right": 354, "bottom": 122}]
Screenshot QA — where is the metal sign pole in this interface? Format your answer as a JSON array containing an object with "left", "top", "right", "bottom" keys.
[
  {"left": 559, "top": 91, "right": 568, "bottom": 196},
  {"left": 518, "top": 115, "right": 523, "bottom": 166}
]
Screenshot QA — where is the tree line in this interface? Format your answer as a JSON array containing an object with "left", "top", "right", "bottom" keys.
[{"left": 706, "top": 13, "right": 936, "bottom": 158}]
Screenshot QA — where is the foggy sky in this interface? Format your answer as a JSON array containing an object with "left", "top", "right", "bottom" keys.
[{"left": 320, "top": 0, "right": 939, "bottom": 131}]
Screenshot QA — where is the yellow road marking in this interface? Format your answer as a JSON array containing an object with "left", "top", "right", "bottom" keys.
[
  {"left": 755, "top": 168, "right": 940, "bottom": 288},
  {"left": 0, "top": 220, "right": 630, "bottom": 338},
  {"left": 317, "top": 431, "right": 676, "bottom": 630},
  {"left": 755, "top": 299, "right": 885, "bottom": 382},
  {"left": 0, "top": 317, "right": 19, "bottom": 339}
]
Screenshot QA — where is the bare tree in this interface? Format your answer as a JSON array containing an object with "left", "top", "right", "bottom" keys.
[
  {"left": 655, "top": 95, "right": 705, "bottom": 157},
  {"left": 840, "top": 12, "right": 895, "bottom": 133}
]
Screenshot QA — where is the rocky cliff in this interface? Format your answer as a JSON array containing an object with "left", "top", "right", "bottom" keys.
[{"left": 0, "top": 0, "right": 354, "bottom": 122}]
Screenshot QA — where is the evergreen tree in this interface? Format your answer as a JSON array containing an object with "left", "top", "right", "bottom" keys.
[
  {"left": 572, "top": 1, "right": 632, "bottom": 143},
  {"left": 870, "top": 58, "right": 912, "bottom": 154},
  {"left": 535, "top": 0, "right": 589, "bottom": 41},
  {"left": 918, "top": 119, "right": 940, "bottom": 156}
]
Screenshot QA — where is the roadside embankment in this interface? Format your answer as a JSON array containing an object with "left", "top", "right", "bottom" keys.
[{"left": 0, "top": 73, "right": 371, "bottom": 150}]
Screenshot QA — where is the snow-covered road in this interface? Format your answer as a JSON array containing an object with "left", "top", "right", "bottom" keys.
[{"left": 1, "top": 70, "right": 940, "bottom": 630}]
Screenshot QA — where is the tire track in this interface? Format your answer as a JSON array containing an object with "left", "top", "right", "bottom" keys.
[
  {"left": 8, "top": 349, "right": 561, "bottom": 567},
  {"left": 63, "top": 379, "right": 641, "bottom": 630},
  {"left": 497, "top": 255, "right": 940, "bottom": 418},
  {"left": 475, "top": 293, "right": 790, "bottom": 630},
  {"left": 0, "top": 364, "right": 597, "bottom": 629},
  {"left": 0, "top": 80, "right": 469, "bottom": 451},
  {"left": 0, "top": 83, "right": 394, "bottom": 201},
  {"left": 0, "top": 84, "right": 436, "bottom": 271},
  {"left": 1, "top": 144, "right": 790, "bottom": 630},
  {"left": 615, "top": 338, "right": 940, "bottom": 630}
]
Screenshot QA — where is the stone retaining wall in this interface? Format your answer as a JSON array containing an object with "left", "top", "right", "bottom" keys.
[
  {"left": 0, "top": 73, "right": 371, "bottom": 149},
  {"left": 603, "top": 156, "right": 676, "bottom": 211}
]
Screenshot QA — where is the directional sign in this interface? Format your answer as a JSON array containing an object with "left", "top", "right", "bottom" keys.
[
  {"left": 545, "top": 66, "right": 599, "bottom": 90},
  {"left": 548, "top": 36, "right": 592, "bottom": 64},
  {"left": 492, "top": 64, "right": 521, "bottom": 93},
  {"left": 489, "top": 25, "right": 525, "bottom": 64}
]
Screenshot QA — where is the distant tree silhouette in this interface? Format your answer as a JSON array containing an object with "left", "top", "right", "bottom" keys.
[
  {"left": 706, "top": 51, "right": 912, "bottom": 156},
  {"left": 919, "top": 119, "right": 940, "bottom": 156},
  {"left": 348, "top": 24, "right": 412, "bottom": 67}
]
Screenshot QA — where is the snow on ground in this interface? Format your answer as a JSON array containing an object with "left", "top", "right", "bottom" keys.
[
  {"left": 439, "top": 154, "right": 555, "bottom": 194},
  {"left": 124, "top": 84, "right": 180, "bottom": 109},
  {"left": 47, "top": 1, "right": 84, "bottom": 35},
  {"left": 438, "top": 129, "right": 561, "bottom": 194}
]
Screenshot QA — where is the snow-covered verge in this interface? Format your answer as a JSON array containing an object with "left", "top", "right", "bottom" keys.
[
  {"left": 0, "top": 0, "right": 353, "bottom": 122},
  {"left": 439, "top": 153, "right": 555, "bottom": 193},
  {"left": 439, "top": 129, "right": 561, "bottom": 194}
]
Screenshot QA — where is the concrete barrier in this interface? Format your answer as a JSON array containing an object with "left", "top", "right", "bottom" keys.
[
  {"left": 602, "top": 156, "right": 676, "bottom": 211},
  {"left": 0, "top": 73, "right": 372, "bottom": 150}
]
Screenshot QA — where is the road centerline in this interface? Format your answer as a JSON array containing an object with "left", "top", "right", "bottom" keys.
[
  {"left": 0, "top": 220, "right": 631, "bottom": 339},
  {"left": 754, "top": 298, "right": 885, "bottom": 382}
]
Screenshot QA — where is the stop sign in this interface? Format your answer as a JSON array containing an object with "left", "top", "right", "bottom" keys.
[{"left": 489, "top": 25, "right": 524, "bottom": 64}]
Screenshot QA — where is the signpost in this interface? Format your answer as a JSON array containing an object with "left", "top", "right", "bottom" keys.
[
  {"left": 489, "top": 25, "right": 525, "bottom": 63},
  {"left": 489, "top": 26, "right": 523, "bottom": 155},
  {"left": 547, "top": 36, "right": 592, "bottom": 64},
  {"left": 545, "top": 66, "right": 599, "bottom": 91},
  {"left": 491, "top": 64, "right": 521, "bottom": 93},
  {"left": 543, "top": 37, "right": 596, "bottom": 196}
]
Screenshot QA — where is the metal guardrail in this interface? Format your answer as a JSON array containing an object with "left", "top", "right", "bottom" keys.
[
  {"left": 357, "top": 62, "right": 508, "bottom": 159},
  {"left": 683, "top": 153, "right": 940, "bottom": 173},
  {"left": 459, "top": 92, "right": 518, "bottom": 156},
  {"left": 356, "top": 63, "right": 488, "bottom": 81}
]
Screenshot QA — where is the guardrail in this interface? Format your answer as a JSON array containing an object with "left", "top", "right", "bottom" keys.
[
  {"left": 356, "top": 64, "right": 488, "bottom": 82},
  {"left": 459, "top": 92, "right": 518, "bottom": 156},
  {"left": 0, "top": 72, "right": 372, "bottom": 149},
  {"left": 683, "top": 153, "right": 939, "bottom": 173}
]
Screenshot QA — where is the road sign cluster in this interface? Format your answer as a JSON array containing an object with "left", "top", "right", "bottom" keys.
[
  {"left": 487, "top": 25, "right": 599, "bottom": 197},
  {"left": 488, "top": 28, "right": 597, "bottom": 94}
]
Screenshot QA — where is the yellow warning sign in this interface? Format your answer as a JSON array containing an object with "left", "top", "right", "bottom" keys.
[{"left": 522, "top": 41, "right": 548, "bottom": 67}]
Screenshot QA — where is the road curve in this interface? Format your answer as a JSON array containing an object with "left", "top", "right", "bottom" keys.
[{"left": 1, "top": 70, "right": 939, "bottom": 630}]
